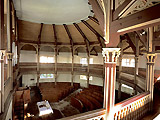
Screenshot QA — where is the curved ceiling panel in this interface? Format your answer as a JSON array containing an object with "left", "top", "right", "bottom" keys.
[{"left": 13, "top": 0, "right": 94, "bottom": 24}]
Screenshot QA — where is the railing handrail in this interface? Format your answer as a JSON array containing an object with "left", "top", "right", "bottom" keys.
[{"left": 115, "top": 91, "right": 150, "bottom": 108}]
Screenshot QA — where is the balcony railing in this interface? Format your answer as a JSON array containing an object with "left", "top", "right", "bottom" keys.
[
  {"left": 59, "top": 92, "right": 150, "bottom": 120},
  {"left": 114, "top": 91, "right": 150, "bottom": 120}
]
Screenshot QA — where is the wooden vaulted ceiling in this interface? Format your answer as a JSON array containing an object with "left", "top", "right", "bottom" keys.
[
  {"left": 18, "top": 17, "right": 105, "bottom": 53},
  {"left": 16, "top": 0, "right": 160, "bottom": 54}
]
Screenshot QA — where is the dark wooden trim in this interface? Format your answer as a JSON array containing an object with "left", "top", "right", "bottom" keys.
[
  {"left": 125, "top": 33, "right": 136, "bottom": 53},
  {"left": 123, "top": 45, "right": 131, "bottom": 51},
  {"left": 73, "top": 23, "right": 90, "bottom": 56},
  {"left": 88, "top": 16, "right": 99, "bottom": 25},
  {"left": 38, "top": 23, "right": 43, "bottom": 45},
  {"left": 111, "top": 3, "right": 160, "bottom": 35},
  {"left": 52, "top": 24, "right": 57, "bottom": 46},
  {"left": 63, "top": 24, "right": 74, "bottom": 56},
  {"left": 88, "top": 0, "right": 104, "bottom": 31},
  {"left": 135, "top": 31, "right": 147, "bottom": 48},
  {"left": 81, "top": 20, "right": 104, "bottom": 48}
]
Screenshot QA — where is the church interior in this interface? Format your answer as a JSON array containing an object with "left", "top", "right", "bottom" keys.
[{"left": 0, "top": 0, "right": 160, "bottom": 120}]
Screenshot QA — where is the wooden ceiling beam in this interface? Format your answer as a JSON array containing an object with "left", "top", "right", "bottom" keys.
[
  {"left": 52, "top": 24, "right": 57, "bottom": 46},
  {"left": 135, "top": 31, "right": 147, "bottom": 48},
  {"left": 81, "top": 20, "right": 104, "bottom": 48},
  {"left": 88, "top": 0, "right": 104, "bottom": 32},
  {"left": 88, "top": 16, "right": 99, "bottom": 25},
  {"left": 73, "top": 23, "right": 90, "bottom": 56},
  {"left": 113, "top": 0, "right": 136, "bottom": 20},
  {"left": 38, "top": 23, "right": 43, "bottom": 45},
  {"left": 123, "top": 45, "right": 131, "bottom": 51},
  {"left": 124, "top": 33, "right": 136, "bottom": 53},
  {"left": 63, "top": 24, "right": 74, "bottom": 56},
  {"left": 111, "top": 3, "right": 160, "bottom": 35}
]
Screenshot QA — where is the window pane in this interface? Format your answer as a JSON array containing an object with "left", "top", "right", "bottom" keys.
[
  {"left": 40, "top": 74, "right": 54, "bottom": 79},
  {"left": 80, "top": 58, "right": 87, "bottom": 65},
  {"left": 90, "top": 58, "right": 93, "bottom": 64},
  {"left": 40, "top": 56, "right": 54, "bottom": 63}
]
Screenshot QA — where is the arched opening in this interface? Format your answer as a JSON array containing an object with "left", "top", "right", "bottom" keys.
[{"left": 20, "top": 44, "right": 37, "bottom": 63}]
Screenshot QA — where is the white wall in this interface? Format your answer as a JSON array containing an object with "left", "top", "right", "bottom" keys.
[
  {"left": 20, "top": 50, "right": 104, "bottom": 64},
  {"left": 5, "top": 100, "right": 12, "bottom": 120},
  {"left": 20, "top": 50, "right": 37, "bottom": 62},
  {"left": 22, "top": 73, "right": 104, "bottom": 87},
  {"left": 118, "top": 54, "right": 160, "bottom": 70},
  {"left": 22, "top": 74, "right": 37, "bottom": 86}
]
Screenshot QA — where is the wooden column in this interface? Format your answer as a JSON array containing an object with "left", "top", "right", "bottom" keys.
[
  {"left": 0, "top": 0, "right": 5, "bottom": 113},
  {"left": 37, "top": 47, "right": 40, "bottom": 87},
  {"left": 71, "top": 52, "right": 74, "bottom": 86},
  {"left": 0, "top": 50, "right": 5, "bottom": 113},
  {"left": 87, "top": 54, "right": 90, "bottom": 88},
  {"left": 118, "top": 40, "right": 123, "bottom": 100},
  {"left": 6, "top": 53, "right": 13, "bottom": 83},
  {"left": 146, "top": 27, "right": 156, "bottom": 111},
  {"left": 102, "top": 48, "right": 120, "bottom": 120},
  {"left": 53, "top": 24, "right": 58, "bottom": 86},
  {"left": 54, "top": 48, "right": 57, "bottom": 86},
  {"left": 134, "top": 34, "right": 139, "bottom": 95},
  {"left": 7, "top": 0, "right": 11, "bottom": 52}
]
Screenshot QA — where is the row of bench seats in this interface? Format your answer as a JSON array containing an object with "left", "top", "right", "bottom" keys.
[
  {"left": 39, "top": 82, "right": 80, "bottom": 102},
  {"left": 71, "top": 87, "right": 103, "bottom": 113}
]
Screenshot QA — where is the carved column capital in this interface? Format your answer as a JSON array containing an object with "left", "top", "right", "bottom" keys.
[
  {"left": 102, "top": 48, "right": 121, "bottom": 63},
  {"left": 0, "top": 50, "right": 6, "bottom": 60},
  {"left": 6, "top": 53, "right": 14, "bottom": 60},
  {"left": 146, "top": 53, "right": 156, "bottom": 64}
]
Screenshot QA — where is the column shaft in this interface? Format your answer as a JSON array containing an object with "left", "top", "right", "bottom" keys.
[
  {"left": 37, "top": 47, "right": 40, "bottom": 86},
  {"left": 87, "top": 55, "right": 90, "bottom": 88},
  {"left": 0, "top": 50, "right": 5, "bottom": 113},
  {"left": 71, "top": 54, "right": 74, "bottom": 86},
  {"left": 118, "top": 40, "right": 123, "bottom": 100},
  {"left": 55, "top": 48, "right": 57, "bottom": 85},
  {"left": 102, "top": 48, "right": 120, "bottom": 119},
  {"left": 146, "top": 54, "right": 156, "bottom": 111}
]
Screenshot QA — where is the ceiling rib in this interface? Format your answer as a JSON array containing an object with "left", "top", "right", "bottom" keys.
[
  {"left": 81, "top": 20, "right": 104, "bottom": 48},
  {"left": 52, "top": 24, "right": 57, "bottom": 46},
  {"left": 88, "top": 16, "right": 99, "bottom": 25},
  {"left": 73, "top": 23, "right": 90, "bottom": 56},
  {"left": 63, "top": 24, "right": 74, "bottom": 56},
  {"left": 38, "top": 23, "right": 43, "bottom": 45}
]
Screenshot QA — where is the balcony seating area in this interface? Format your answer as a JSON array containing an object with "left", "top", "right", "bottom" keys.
[
  {"left": 39, "top": 82, "right": 80, "bottom": 102},
  {"left": 71, "top": 86, "right": 104, "bottom": 113}
]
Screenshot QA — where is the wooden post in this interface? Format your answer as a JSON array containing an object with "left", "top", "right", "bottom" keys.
[
  {"left": 118, "top": 40, "right": 123, "bottom": 100},
  {"left": 102, "top": 48, "right": 120, "bottom": 120},
  {"left": 37, "top": 47, "right": 40, "bottom": 87},
  {"left": 134, "top": 34, "right": 139, "bottom": 95},
  {"left": 0, "top": 51, "right": 5, "bottom": 113},
  {"left": 7, "top": 0, "right": 11, "bottom": 52},
  {"left": 55, "top": 47, "right": 57, "bottom": 86},
  {"left": 146, "top": 27, "right": 156, "bottom": 111},
  {"left": 87, "top": 55, "right": 90, "bottom": 88},
  {"left": 71, "top": 52, "right": 74, "bottom": 86},
  {"left": 0, "top": 0, "right": 4, "bottom": 113}
]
